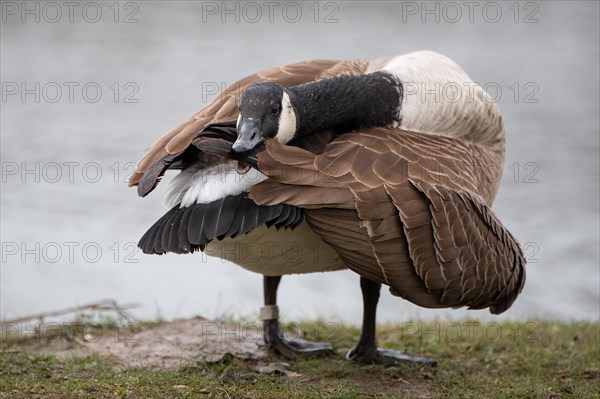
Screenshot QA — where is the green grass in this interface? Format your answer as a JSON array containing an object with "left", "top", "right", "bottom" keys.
[{"left": 1, "top": 320, "right": 598, "bottom": 398}]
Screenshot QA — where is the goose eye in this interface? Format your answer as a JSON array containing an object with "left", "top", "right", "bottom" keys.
[{"left": 270, "top": 105, "right": 280, "bottom": 116}]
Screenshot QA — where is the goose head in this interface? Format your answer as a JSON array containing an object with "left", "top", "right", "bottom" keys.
[{"left": 233, "top": 83, "right": 297, "bottom": 153}]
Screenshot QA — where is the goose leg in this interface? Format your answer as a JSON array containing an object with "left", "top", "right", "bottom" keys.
[
  {"left": 262, "top": 275, "right": 335, "bottom": 359},
  {"left": 346, "top": 277, "right": 437, "bottom": 366}
]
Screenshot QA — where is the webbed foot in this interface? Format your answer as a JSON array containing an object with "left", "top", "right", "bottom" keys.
[
  {"left": 266, "top": 331, "right": 335, "bottom": 359},
  {"left": 346, "top": 344, "right": 436, "bottom": 366},
  {"left": 262, "top": 309, "right": 335, "bottom": 359}
]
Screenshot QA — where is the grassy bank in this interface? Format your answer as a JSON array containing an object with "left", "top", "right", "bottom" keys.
[{"left": 1, "top": 319, "right": 598, "bottom": 398}]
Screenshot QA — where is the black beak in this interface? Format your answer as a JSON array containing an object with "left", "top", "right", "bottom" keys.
[{"left": 233, "top": 118, "right": 264, "bottom": 153}]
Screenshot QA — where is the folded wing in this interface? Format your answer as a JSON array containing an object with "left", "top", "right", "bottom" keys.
[{"left": 249, "top": 128, "right": 526, "bottom": 314}]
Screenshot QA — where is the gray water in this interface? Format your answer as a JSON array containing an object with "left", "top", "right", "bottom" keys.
[{"left": 1, "top": 1, "right": 599, "bottom": 324}]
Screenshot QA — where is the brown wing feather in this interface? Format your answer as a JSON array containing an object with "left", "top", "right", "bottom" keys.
[
  {"left": 249, "top": 180, "right": 354, "bottom": 210},
  {"left": 253, "top": 137, "right": 347, "bottom": 189},
  {"left": 129, "top": 59, "right": 368, "bottom": 191},
  {"left": 252, "top": 128, "right": 526, "bottom": 314}
]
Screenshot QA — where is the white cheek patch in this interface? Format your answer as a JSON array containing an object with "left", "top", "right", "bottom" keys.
[
  {"left": 236, "top": 113, "right": 241, "bottom": 130},
  {"left": 275, "top": 91, "right": 297, "bottom": 144},
  {"left": 165, "top": 161, "right": 268, "bottom": 208}
]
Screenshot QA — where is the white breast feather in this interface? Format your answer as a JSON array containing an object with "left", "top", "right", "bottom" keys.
[{"left": 164, "top": 161, "right": 267, "bottom": 208}]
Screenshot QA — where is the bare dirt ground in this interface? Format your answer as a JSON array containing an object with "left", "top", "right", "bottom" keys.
[{"left": 21, "top": 317, "right": 266, "bottom": 370}]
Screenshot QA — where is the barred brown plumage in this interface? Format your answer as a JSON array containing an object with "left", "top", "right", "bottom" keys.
[
  {"left": 131, "top": 51, "right": 521, "bottom": 364},
  {"left": 247, "top": 129, "right": 526, "bottom": 315}
]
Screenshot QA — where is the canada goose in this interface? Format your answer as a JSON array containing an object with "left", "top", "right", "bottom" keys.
[
  {"left": 196, "top": 127, "right": 526, "bottom": 364},
  {"left": 206, "top": 129, "right": 526, "bottom": 313},
  {"left": 131, "top": 51, "right": 520, "bottom": 364}
]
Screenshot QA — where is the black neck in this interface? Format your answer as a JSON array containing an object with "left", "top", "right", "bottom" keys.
[{"left": 287, "top": 71, "right": 402, "bottom": 138}]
